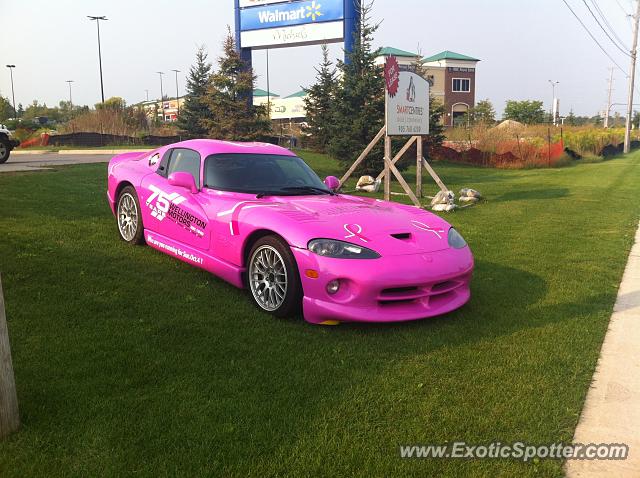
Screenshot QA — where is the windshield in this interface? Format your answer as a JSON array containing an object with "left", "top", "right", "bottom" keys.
[{"left": 203, "top": 153, "right": 330, "bottom": 195}]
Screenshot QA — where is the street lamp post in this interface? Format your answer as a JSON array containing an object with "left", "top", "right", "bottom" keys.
[
  {"left": 157, "top": 72, "right": 165, "bottom": 122},
  {"left": 170, "top": 69, "right": 180, "bottom": 117},
  {"left": 5, "top": 65, "right": 16, "bottom": 119},
  {"left": 66, "top": 80, "right": 74, "bottom": 109},
  {"left": 548, "top": 80, "right": 559, "bottom": 126},
  {"left": 88, "top": 16, "right": 108, "bottom": 104}
]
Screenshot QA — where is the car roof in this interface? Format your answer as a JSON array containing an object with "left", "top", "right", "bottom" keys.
[{"left": 168, "top": 139, "right": 296, "bottom": 157}]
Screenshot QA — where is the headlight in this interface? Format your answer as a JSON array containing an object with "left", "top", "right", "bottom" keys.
[
  {"left": 308, "top": 239, "right": 380, "bottom": 259},
  {"left": 448, "top": 228, "right": 467, "bottom": 249}
]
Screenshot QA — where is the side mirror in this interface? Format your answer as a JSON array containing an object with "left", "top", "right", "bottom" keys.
[
  {"left": 168, "top": 172, "right": 198, "bottom": 194},
  {"left": 324, "top": 176, "right": 340, "bottom": 192}
]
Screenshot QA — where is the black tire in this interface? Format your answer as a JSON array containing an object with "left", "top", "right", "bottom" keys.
[
  {"left": 246, "top": 235, "right": 303, "bottom": 318},
  {"left": 116, "top": 186, "right": 145, "bottom": 245},
  {"left": 0, "top": 137, "right": 10, "bottom": 164}
]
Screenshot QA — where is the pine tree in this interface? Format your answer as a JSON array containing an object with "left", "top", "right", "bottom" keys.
[
  {"left": 303, "top": 44, "right": 337, "bottom": 152},
  {"left": 204, "top": 27, "right": 270, "bottom": 141},
  {"left": 327, "top": 2, "right": 385, "bottom": 174},
  {"left": 177, "top": 46, "right": 213, "bottom": 137}
]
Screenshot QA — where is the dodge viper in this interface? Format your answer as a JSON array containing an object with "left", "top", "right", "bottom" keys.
[{"left": 107, "top": 139, "right": 474, "bottom": 325}]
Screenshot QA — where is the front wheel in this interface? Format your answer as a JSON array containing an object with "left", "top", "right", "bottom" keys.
[
  {"left": 247, "top": 235, "right": 302, "bottom": 318},
  {"left": 0, "top": 138, "right": 10, "bottom": 164},
  {"left": 116, "top": 186, "right": 145, "bottom": 245}
]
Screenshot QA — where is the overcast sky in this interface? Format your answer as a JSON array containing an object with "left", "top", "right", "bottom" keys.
[{"left": 1, "top": 0, "right": 636, "bottom": 116}]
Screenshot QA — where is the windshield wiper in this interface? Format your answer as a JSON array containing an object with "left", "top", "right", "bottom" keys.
[{"left": 280, "top": 186, "right": 335, "bottom": 196}]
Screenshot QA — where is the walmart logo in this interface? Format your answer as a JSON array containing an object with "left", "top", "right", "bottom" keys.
[
  {"left": 258, "top": 1, "right": 323, "bottom": 24},
  {"left": 241, "top": 0, "right": 343, "bottom": 32},
  {"left": 306, "top": 1, "right": 323, "bottom": 21}
]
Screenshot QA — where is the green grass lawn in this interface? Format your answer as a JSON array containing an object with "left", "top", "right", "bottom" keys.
[{"left": 0, "top": 152, "right": 639, "bottom": 477}]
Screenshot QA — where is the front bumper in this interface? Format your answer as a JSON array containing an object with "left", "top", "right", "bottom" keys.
[{"left": 292, "top": 246, "right": 474, "bottom": 324}]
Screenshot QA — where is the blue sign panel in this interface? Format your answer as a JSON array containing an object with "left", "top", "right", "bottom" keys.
[{"left": 240, "top": 0, "right": 344, "bottom": 31}]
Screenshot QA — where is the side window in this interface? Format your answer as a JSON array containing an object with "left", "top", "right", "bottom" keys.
[{"left": 166, "top": 148, "right": 201, "bottom": 188}]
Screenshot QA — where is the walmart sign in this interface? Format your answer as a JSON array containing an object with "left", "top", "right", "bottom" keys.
[{"left": 240, "top": 0, "right": 344, "bottom": 31}]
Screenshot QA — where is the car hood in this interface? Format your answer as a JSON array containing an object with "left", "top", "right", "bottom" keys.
[{"left": 216, "top": 193, "right": 454, "bottom": 256}]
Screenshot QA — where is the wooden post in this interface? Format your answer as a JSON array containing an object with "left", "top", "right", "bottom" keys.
[
  {"left": 384, "top": 135, "right": 391, "bottom": 201},
  {"left": 416, "top": 136, "right": 423, "bottom": 198},
  {"left": 0, "top": 274, "right": 19, "bottom": 439},
  {"left": 375, "top": 136, "right": 417, "bottom": 181}
]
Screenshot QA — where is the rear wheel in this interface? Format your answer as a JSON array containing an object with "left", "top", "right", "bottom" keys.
[
  {"left": 0, "top": 138, "right": 10, "bottom": 164},
  {"left": 247, "top": 235, "right": 302, "bottom": 318},
  {"left": 116, "top": 186, "right": 145, "bottom": 245}
]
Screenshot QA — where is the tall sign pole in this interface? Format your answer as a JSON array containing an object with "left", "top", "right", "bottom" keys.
[
  {"left": 624, "top": 0, "right": 640, "bottom": 153},
  {"left": 344, "top": 0, "right": 361, "bottom": 63}
]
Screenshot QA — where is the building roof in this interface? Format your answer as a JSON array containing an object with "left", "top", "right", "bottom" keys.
[
  {"left": 253, "top": 88, "right": 279, "bottom": 97},
  {"left": 284, "top": 90, "right": 307, "bottom": 99},
  {"left": 422, "top": 50, "right": 480, "bottom": 63},
  {"left": 378, "top": 47, "right": 420, "bottom": 58}
]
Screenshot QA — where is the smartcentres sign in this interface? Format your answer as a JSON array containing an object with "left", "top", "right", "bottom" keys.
[{"left": 236, "top": 0, "right": 354, "bottom": 51}]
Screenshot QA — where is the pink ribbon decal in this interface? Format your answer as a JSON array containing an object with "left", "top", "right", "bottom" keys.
[
  {"left": 411, "top": 220, "right": 445, "bottom": 239},
  {"left": 344, "top": 224, "right": 370, "bottom": 242}
]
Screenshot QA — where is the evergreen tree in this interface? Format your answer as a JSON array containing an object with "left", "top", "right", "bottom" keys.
[
  {"left": 424, "top": 95, "right": 446, "bottom": 155},
  {"left": 204, "top": 27, "right": 270, "bottom": 140},
  {"left": 177, "top": 46, "right": 213, "bottom": 137},
  {"left": 327, "top": 2, "right": 385, "bottom": 174},
  {"left": 303, "top": 44, "right": 337, "bottom": 152}
]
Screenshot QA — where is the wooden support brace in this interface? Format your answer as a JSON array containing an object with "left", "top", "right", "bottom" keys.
[
  {"left": 0, "top": 274, "right": 19, "bottom": 440},
  {"left": 422, "top": 156, "right": 449, "bottom": 193},
  {"left": 375, "top": 136, "right": 417, "bottom": 181},
  {"left": 385, "top": 156, "right": 421, "bottom": 207},
  {"left": 339, "top": 126, "right": 386, "bottom": 187}
]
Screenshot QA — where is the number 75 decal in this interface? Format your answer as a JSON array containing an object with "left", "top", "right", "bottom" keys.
[{"left": 146, "top": 184, "right": 186, "bottom": 221}]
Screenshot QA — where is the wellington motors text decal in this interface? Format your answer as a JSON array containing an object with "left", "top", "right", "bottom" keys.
[{"left": 146, "top": 185, "right": 207, "bottom": 237}]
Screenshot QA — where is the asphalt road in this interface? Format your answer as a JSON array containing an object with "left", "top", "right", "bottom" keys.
[{"left": 0, "top": 153, "right": 114, "bottom": 173}]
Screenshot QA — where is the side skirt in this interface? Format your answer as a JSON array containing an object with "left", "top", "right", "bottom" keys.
[{"left": 144, "top": 230, "right": 245, "bottom": 289}]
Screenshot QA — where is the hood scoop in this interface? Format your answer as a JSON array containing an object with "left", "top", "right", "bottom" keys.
[{"left": 391, "top": 232, "right": 412, "bottom": 240}]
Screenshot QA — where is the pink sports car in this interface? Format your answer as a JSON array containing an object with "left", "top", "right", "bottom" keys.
[{"left": 107, "top": 139, "right": 473, "bottom": 325}]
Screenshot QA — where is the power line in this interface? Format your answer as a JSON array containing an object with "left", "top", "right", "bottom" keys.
[
  {"left": 581, "top": 0, "right": 630, "bottom": 56},
  {"left": 590, "top": 0, "right": 630, "bottom": 50},
  {"left": 561, "top": 0, "right": 628, "bottom": 75}
]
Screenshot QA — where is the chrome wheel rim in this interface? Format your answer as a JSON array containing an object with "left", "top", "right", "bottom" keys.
[
  {"left": 117, "top": 193, "right": 138, "bottom": 241},
  {"left": 249, "top": 245, "right": 288, "bottom": 311}
]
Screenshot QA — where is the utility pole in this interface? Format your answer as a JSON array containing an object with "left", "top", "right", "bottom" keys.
[
  {"left": 624, "top": 0, "right": 640, "bottom": 153},
  {"left": 157, "top": 71, "right": 165, "bottom": 122},
  {"left": 266, "top": 49, "right": 271, "bottom": 119},
  {"left": 605, "top": 67, "right": 614, "bottom": 128},
  {"left": 66, "top": 80, "right": 74, "bottom": 109},
  {"left": 548, "top": 80, "right": 559, "bottom": 126},
  {"left": 170, "top": 69, "right": 180, "bottom": 117}
]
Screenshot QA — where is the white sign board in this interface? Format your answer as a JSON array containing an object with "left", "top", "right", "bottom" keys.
[
  {"left": 385, "top": 71, "right": 430, "bottom": 136},
  {"left": 239, "top": 0, "right": 290, "bottom": 7},
  {"left": 240, "top": 20, "right": 343, "bottom": 49}
]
